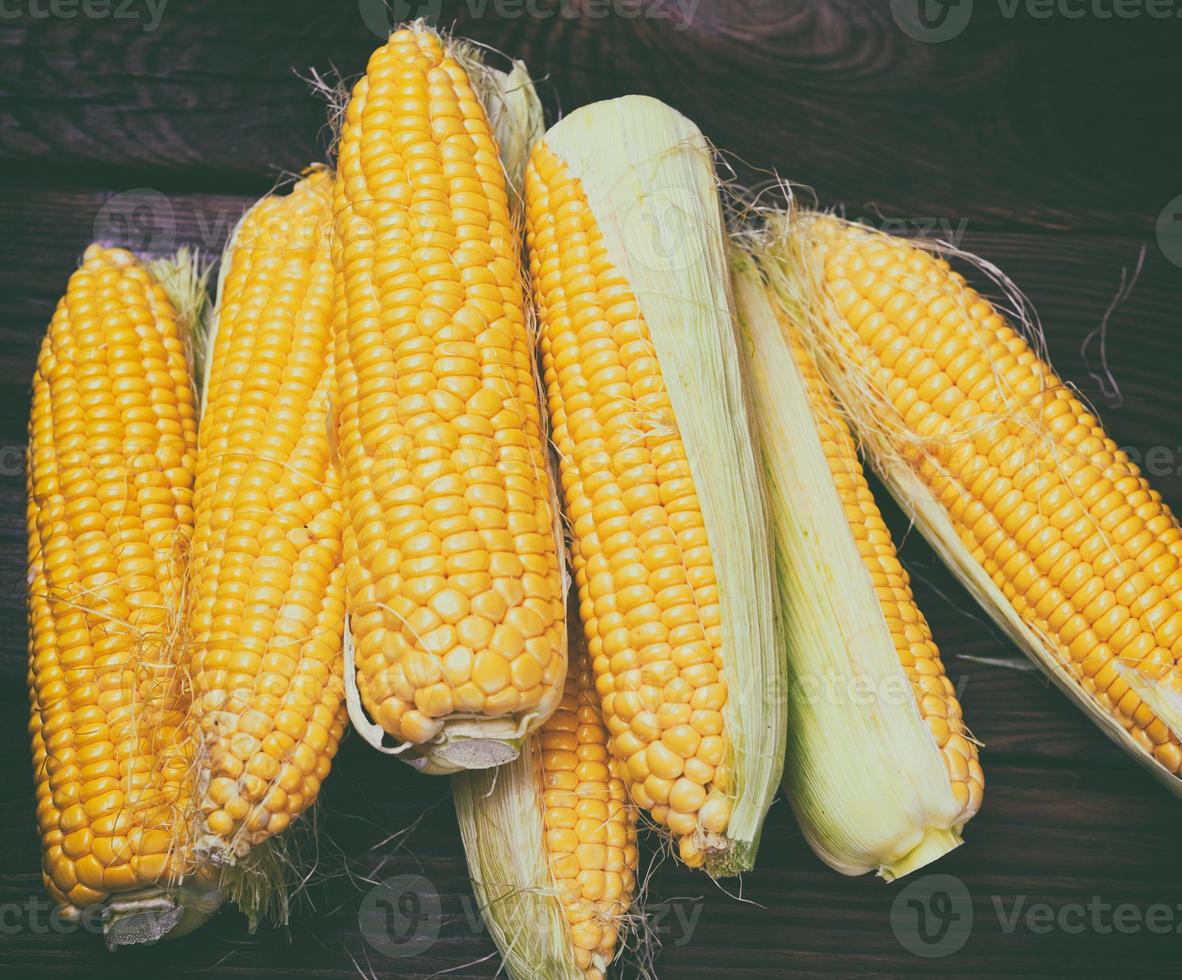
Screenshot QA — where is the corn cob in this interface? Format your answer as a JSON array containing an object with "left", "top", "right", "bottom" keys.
[
  {"left": 26, "top": 245, "right": 218, "bottom": 942},
  {"left": 775, "top": 211, "right": 1182, "bottom": 789},
  {"left": 525, "top": 96, "right": 783, "bottom": 874},
  {"left": 333, "top": 23, "right": 566, "bottom": 772},
  {"left": 187, "top": 169, "right": 346, "bottom": 866},
  {"left": 731, "top": 247, "right": 982, "bottom": 878},
  {"left": 454, "top": 620, "right": 638, "bottom": 980}
]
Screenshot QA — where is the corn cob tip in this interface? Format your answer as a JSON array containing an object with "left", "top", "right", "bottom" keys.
[{"left": 442, "top": 30, "right": 543, "bottom": 198}]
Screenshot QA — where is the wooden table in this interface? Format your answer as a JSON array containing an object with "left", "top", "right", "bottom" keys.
[{"left": 2, "top": 2, "right": 1179, "bottom": 976}]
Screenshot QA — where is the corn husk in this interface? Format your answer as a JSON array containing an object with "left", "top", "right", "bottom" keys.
[
  {"left": 767, "top": 208, "right": 1182, "bottom": 796},
  {"left": 337, "top": 23, "right": 567, "bottom": 775},
  {"left": 453, "top": 743, "right": 587, "bottom": 980},
  {"left": 730, "top": 244, "right": 974, "bottom": 879},
  {"left": 537, "top": 95, "right": 785, "bottom": 875}
]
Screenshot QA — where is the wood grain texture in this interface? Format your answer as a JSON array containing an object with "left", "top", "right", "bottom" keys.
[
  {"left": 2, "top": 0, "right": 1180, "bottom": 229},
  {"left": 2, "top": 1, "right": 1181, "bottom": 976}
]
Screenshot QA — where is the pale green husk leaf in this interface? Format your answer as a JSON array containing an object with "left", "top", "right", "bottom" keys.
[
  {"left": 147, "top": 246, "right": 213, "bottom": 396},
  {"left": 730, "top": 246, "right": 965, "bottom": 879}
]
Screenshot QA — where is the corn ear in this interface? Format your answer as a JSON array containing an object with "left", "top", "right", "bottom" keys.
[
  {"left": 185, "top": 166, "right": 346, "bottom": 932},
  {"left": 730, "top": 243, "right": 981, "bottom": 878},
  {"left": 26, "top": 245, "right": 220, "bottom": 946},
  {"left": 771, "top": 209, "right": 1182, "bottom": 792},
  {"left": 525, "top": 95, "right": 784, "bottom": 874},
  {"left": 333, "top": 23, "right": 566, "bottom": 773}
]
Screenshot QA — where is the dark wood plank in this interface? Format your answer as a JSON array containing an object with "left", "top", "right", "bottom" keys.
[{"left": 2, "top": 1, "right": 1181, "bottom": 231}]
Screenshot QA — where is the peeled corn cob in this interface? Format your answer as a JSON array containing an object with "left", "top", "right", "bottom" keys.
[
  {"left": 731, "top": 246, "right": 982, "bottom": 878},
  {"left": 775, "top": 211, "right": 1182, "bottom": 790},
  {"left": 454, "top": 619, "right": 638, "bottom": 980},
  {"left": 333, "top": 23, "right": 567, "bottom": 772},
  {"left": 525, "top": 95, "right": 783, "bottom": 874},
  {"left": 187, "top": 169, "right": 347, "bottom": 865},
  {"left": 26, "top": 245, "right": 218, "bottom": 943}
]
